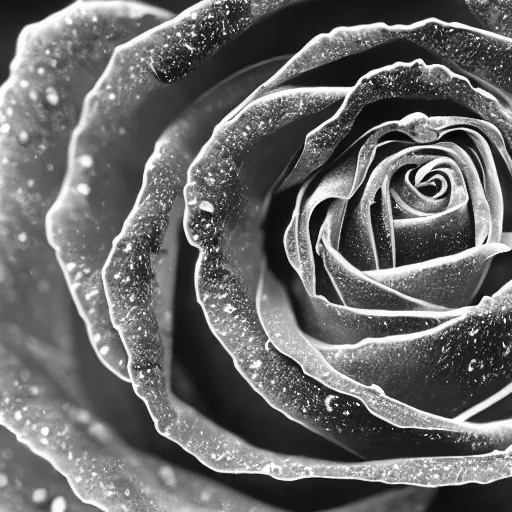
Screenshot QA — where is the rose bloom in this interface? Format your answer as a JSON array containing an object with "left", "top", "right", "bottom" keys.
[{"left": 3, "top": 0, "right": 512, "bottom": 510}]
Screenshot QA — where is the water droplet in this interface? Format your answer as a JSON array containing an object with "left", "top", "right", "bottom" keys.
[
  {"left": 0, "top": 473, "right": 8, "bottom": 488},
  {"left": 370, "top": 383, "right": 385, "bottom": 395},
  {"left": 45, "top": 87, "right": 59, "bottom": 106},
  {"left": 199, "top": 200, "right": 214, "bottom": 213},
  {"left": 249, "top": 360, "right": 262, "bottom": 369},
  {"left": 77, "top": 154, "right": 94, "bottom": 168},
  {"left": 76, "top": 183, "right": 91, "bottom": 196},
  {"left": 468, "top": 359, "right": 479, "bottom": 372},
  {"left": 17, "top": 130, "right": 30, "bottom": 146},
  {"left": 51, "top": 496, "right": 67, "bottom": 512},
  {"left": 0, "top": 123, "right": 10, "bottom": 134},
  {"left": 32, "top": 488, "right": 48, "bottom": 503},
  {"left": 324, "top": 394, "right": 336, "bottom": 412}
]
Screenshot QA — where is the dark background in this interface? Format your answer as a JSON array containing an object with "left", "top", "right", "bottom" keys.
[{"left": 1, "top": 1, "right": 511, "bottom": 511}]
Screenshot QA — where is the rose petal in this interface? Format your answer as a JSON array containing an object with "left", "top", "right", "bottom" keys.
[
  {"left": 283, "top": 151, "right": 354, "bottom": 295},
  {"left": 292, "top": 281, "right": 466, "bottom": 345},
  {"left": 442, "top": 123, "right": 506, "bottom": 245},
  {"left": 9, "top": 309, "right": 512, "bottom": 489},
  {"left": 103, "top": 56, "right": 287, "bottom": 411},
  {"left": 257, "top": 264, "right": 512, "bottom": 434},
  {"left": 364, "top": 243, "right": 510, "bottom": 308},
  {"left": 185, "top": 78, "right": 512, "bottom": 465},
  {"left": 0, "top": 0, "right": 171, "bottom": 359},
  {"left": 319, "top": 235, "right": 447, "bottom": 311},
  {"left": 464, "top": 0, "right": 512, "bottom": 37},
  {"left": 313, "top": 277, "right": 512, "bottom": 417},
  {"left": 237, "top": 19, "right": 512, "bottom": 128},
  {"left": 322, "top": 487, "right": 436, "bottom": 512},
  {"left": 46, "top": 0, "right": 347, "bottom": 380},
  {"left": 0, "top": 322, "right": 279, "bottom": 512},
  {"left": 340, "top": 144, "right": 473, "bottom": 269},
  {"left": 0, "top": 426, "right": 99, "bottom": 511},
  {"left": 285, "top": 114, "right": 445, "bottom": 293},
  {"left": 295, "top": 60, "right": 512, "bottom": 187}
]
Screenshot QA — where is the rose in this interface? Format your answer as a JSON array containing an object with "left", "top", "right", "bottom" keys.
[{"left": 2, "top": 0, "right": 512, "bottom": 511}]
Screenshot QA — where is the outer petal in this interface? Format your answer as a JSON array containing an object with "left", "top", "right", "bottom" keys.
[
  {"left": 236, "top": 18, "right": 512, "bottom": 121},
  {"left": 0, "top": 322, "right": 279, "bottom": 512},
  {"left": 0, "top": 426, "right": 99, "bottom": 511},
  {"left": 0, "top": 0, "right": 171, "bottom": 358},
  {"left": 46, "top": 0, "right": 340, "bottom": 379}
]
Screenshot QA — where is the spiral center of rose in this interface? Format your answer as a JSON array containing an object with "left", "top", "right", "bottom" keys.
[{"left": 283, "top": 113, "right": 507, "bottom": 311}]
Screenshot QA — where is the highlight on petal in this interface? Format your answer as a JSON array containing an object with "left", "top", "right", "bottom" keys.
[{"left": 0, "top": 0, "right": 171, "bottom": 360}]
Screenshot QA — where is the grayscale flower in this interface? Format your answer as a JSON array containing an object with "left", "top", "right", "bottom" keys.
[{"left": 1, "top": 0, "right": 512, "bottom": 511}]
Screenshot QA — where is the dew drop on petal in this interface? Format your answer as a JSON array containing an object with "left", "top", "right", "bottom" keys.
[
  {"left": 324, "top": 394, "right": 336, "bottom": 412},
  {"left": 32, "top": 487, "right": 48, "bottom": 504},
  {"left": 51, "top": 496, "right": 67, "bottom": 512},
  {"left": 17, "top": 130, "right": 30, "bottom": 146},
  {"left": 76, "top": 183, "right": 91, "bottom": 196},
  {"left": 199, "top": 200, "right": 214, "bottom": 213},
  {"left": 45, "top": 86, "right": 60, "bottom": 106},
  {"left": 77, "top": 154, "right": 94, "bottom": 168}
]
